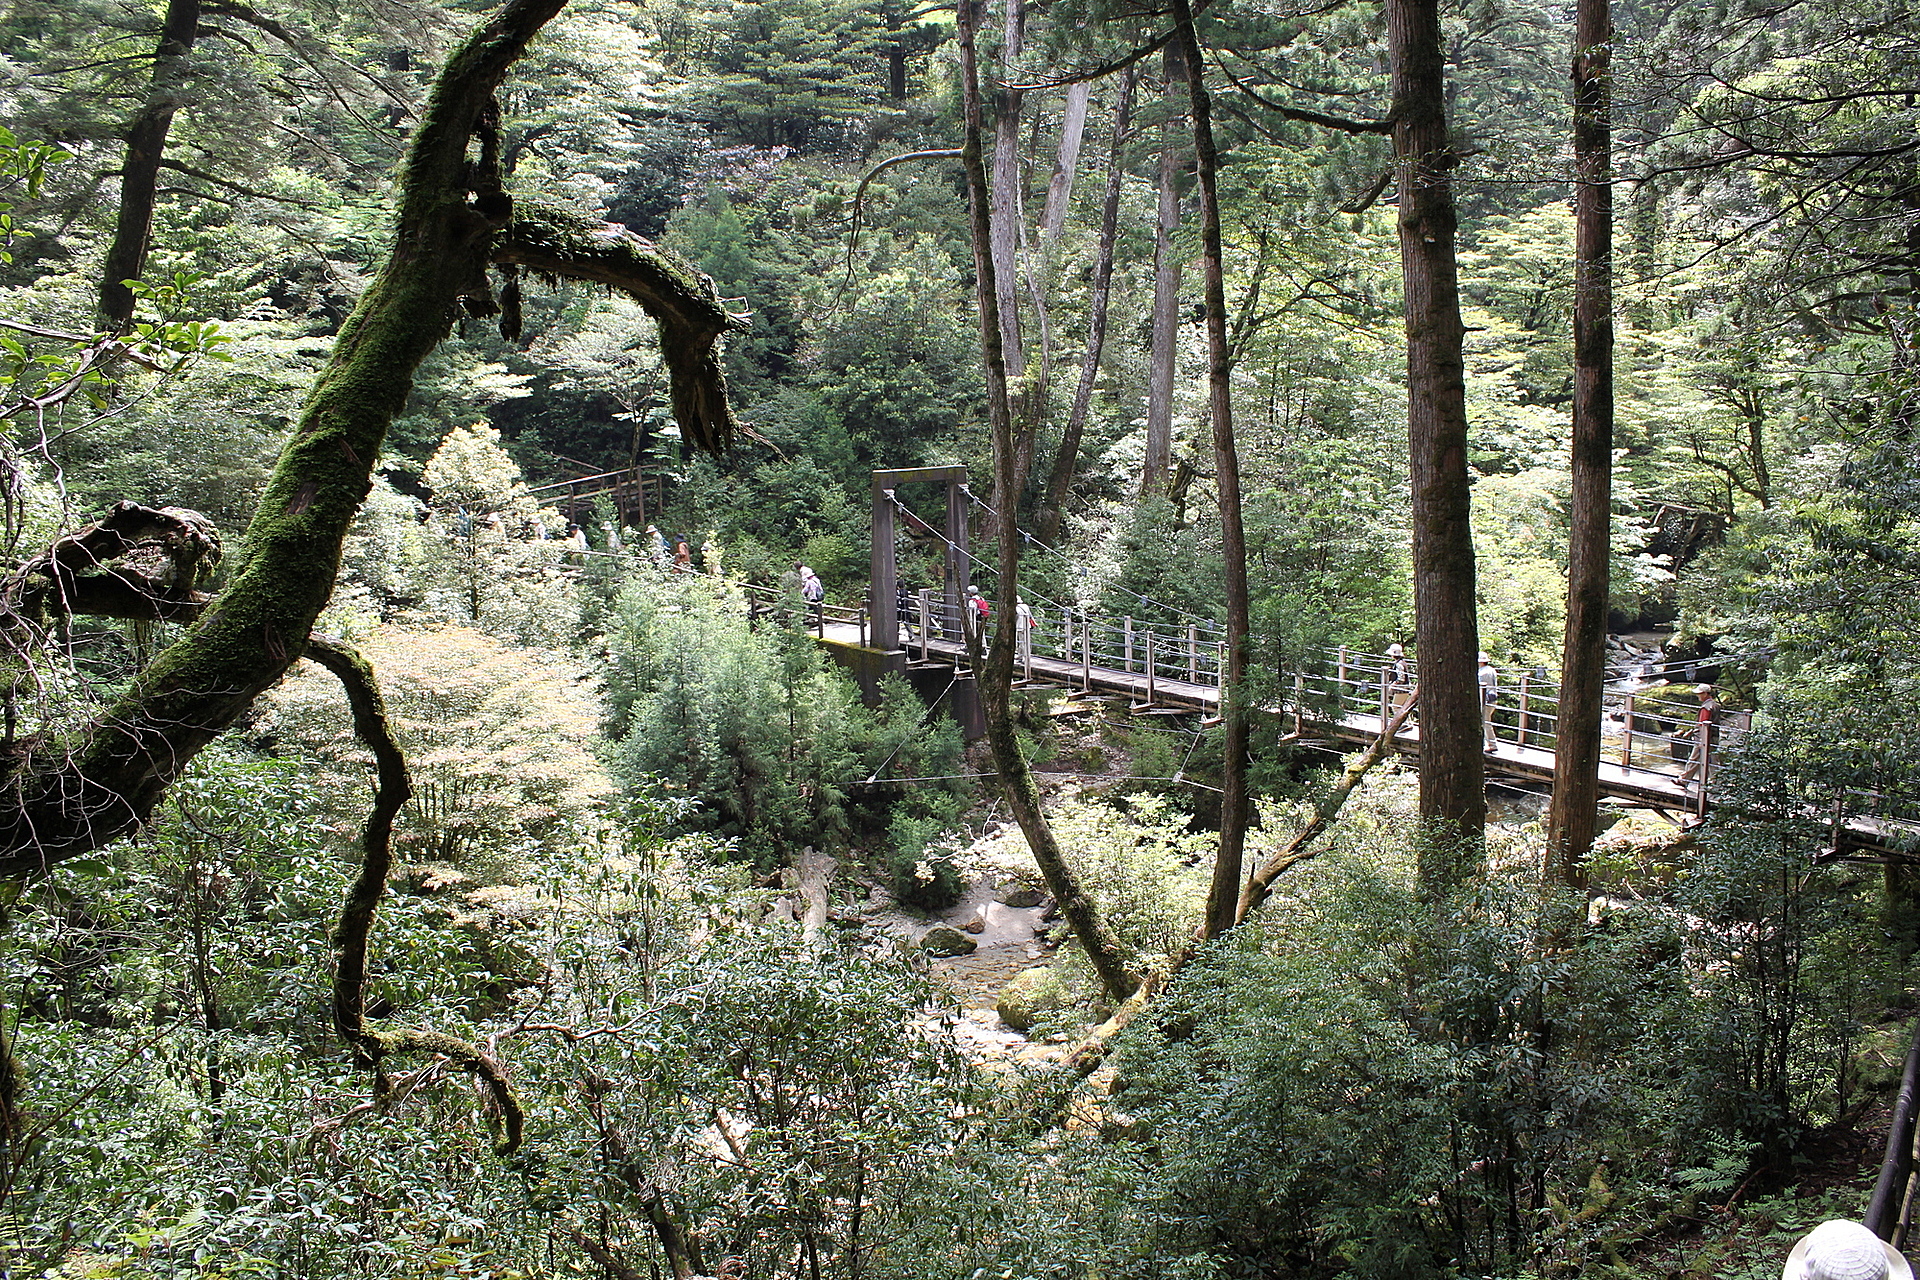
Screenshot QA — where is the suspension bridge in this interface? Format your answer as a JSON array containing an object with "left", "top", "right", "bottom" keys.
[{"left": 722, "top": 467, "right": 1908, "bottom": 854}]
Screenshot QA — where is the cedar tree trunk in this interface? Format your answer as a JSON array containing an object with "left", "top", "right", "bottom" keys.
[
  {"left": 1036, "top": 67, "right": 1135, "bottom": 547},
  {"left": 99, "top": 0, "right": 201, "bottom": 329},
  {"left": 1387, "top": 0, "right": 1486, "bottom": 866},
  {"left": 1545, "top": 0, "right": 1613, "bottom": 887},
  {"left": 1169, "top": 0, "right": 1250, "bottom": 939},
  {"left": 1141, "top": 42, "right": 1186, "bottom": 497}
]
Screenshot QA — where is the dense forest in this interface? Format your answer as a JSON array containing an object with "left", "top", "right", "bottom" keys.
[{"left": 0, "top": 0, "right": 1916, "bottom": 1273}]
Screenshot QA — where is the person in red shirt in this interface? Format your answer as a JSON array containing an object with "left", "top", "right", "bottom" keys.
[{"left": 1675, "top": 683, "right": 1721, "bottom": 788}]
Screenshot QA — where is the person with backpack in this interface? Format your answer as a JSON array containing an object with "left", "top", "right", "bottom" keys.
[
  {"left": 802, "top": 564, "right": 825, "bottom": 626},
  {"left": 965, "top": 585, "right": 988, "bottom": 645},
  {"left": 1478, "top": 652, "right": 1500, "bottom": 750}
]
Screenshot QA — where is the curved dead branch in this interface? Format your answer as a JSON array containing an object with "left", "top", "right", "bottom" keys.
[{"left": 306, "top": 635, "right": 525, "bottom": 1156}]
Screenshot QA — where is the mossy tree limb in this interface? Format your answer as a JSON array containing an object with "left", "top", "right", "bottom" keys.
[
  {"left": 493, "top": 201, "right": 741, "bottom": 456},
  {"left": 0, "top": 0, "right": 733, "bottom": 876},
  {"left": 306, "top": 636, "right": 524, "bottom": 1157}
]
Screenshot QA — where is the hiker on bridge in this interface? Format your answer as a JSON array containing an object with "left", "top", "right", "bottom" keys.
[
  {"left": 1016, "top": 598, "right": 1037, "bottom": 666},
  {"left": 1479, "top": 653, "right": 1500, "bottom": 751},
  {"left": 1386, "top": 643, "right": 1413, "bottom": 718},
  {"left": 1674, "top": 683, "right": 1721, "bottom": 791},
  {"left": 965, "top": 585, "right": 988, "bottom": 645},
  {"left": 897, "top": 582, "right": 918, "bottom": 642},
  {"left": 802, "top": 564, "right": 825, "bottom": 625},
  {"left": 646, "top": 524, "right": 668, "bottom": 566}
]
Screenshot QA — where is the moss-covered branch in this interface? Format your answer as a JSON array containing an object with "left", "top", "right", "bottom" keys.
[
  {"left": 1, "top": 502, "right": 219, "bottom": 629},
  {"left": 306, "top": 636, "right": 524, "bottom": 1157},
  {"left": 494, "top": 201, "right": 741, "bottom": 457},
  {"left": 0, "top": 0, "right": 735, "bottom": 877}
]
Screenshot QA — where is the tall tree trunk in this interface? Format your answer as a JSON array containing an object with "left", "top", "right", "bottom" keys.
[
  {"left": 99, "top": 0, "right": 201, "bottom": 329},
  {"left": 1168, "top": 0, "right": 1249, "bottom": 940},
  {"left": 1387, "top": 0, "right": 1486, "bottom": 867},
  {"left": 1141, "top": 43, "right": 1186, "bottom": 497},
  {"left": 1040, "top": 81, "right": 1091, "bottom": 246},
  {"left": 1546, "top": 0, "right": 1613, "bottom": 888},
  {"left": 989, "top": 0, "right": 1026, "bottom": 381},
  {"left": 957, "top": 0, "right": 1138, "bottom": 1002},
  {"left": 1036, "top": 68, "right": 1135, "bottom": 547}
]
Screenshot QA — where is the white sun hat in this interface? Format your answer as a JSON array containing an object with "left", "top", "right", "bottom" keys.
[{"left": 1782, "top": 1220, "right": 1914, "bottom": 1280}]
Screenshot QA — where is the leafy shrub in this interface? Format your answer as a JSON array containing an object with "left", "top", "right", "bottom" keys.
[
  {"left": 886, "top": 811, "right": 965, "bottom": 910},
  {"left": 262, "top": 623, "right": 611, "bottom": 879},
  {"left": 605, "top": 572, "right": 966, "bottom": 863}
]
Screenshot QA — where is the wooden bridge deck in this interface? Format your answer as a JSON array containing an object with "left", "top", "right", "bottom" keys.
[{"left": 815, "top": 619, "right": 1706, "bottom": 814}]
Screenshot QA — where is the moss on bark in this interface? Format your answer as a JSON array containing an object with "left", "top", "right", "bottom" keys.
[{"left": 0, "top": 0, "right": 736, "bottom": 877}]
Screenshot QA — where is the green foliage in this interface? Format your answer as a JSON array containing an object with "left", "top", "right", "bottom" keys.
[
  {"left": 264, "top": 623, "right": 611, "bottom": 879},
  {"left": 604, "top": 572, "right": 966, "bottom": 862}
]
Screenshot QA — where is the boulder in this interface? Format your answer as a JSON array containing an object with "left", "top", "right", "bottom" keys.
[
  {"left": 996, "top": 965, "right": 1059, "bottom": 1033},
  {"left": 962, "top": 914, "right": 987, "bottom": 934},
  {"left": 920, "top": 924, "right": 978, "bottom": 957},
  {"left": 1000, "top": 885, "right": 1047, "bottom": 909}
]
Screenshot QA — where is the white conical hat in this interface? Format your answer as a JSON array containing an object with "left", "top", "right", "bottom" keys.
[{"left": 1782, "top": 1221, "right": 1914, "bottom": 1280}]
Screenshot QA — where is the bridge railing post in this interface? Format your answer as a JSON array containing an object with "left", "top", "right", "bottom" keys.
[
  {"left": 1082, "top": 615, "right": 1093, "bottom": 692},
  {"left": 1337, "top": 646, "right": 1350, "bottom": 707},
  {"left": 917, "top": 589, "right": 931, "bottom": 662},
  {"left": 1124, "top": 617, "right": 1134, "bottom": 673},
  {"left": 1293, "top": 672, "right": 1304, "bottom": 736},
  {"left": 1215, "top": 640, "right": 1224, "bottom": 690},
  {"left": 1517, "top": 671, "right": 1530, "bottom": 746},
  {"left": 1146, "top": 632, "right": 1157, "bottom": 705},
  {"left": 1622, "top": 693, "right": 1636, "bottom": 768}
]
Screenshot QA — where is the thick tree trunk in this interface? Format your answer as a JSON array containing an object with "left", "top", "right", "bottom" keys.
[
  {"left": 1141, "top": 43, "right": 1186, "bottom": 497},
  {"left": 1169, "top": 0, "right": 1249, "bottom": 940},
  {"left": 0, "top": 0, "right": 736, "bottom": 875},
  {"left": 1036, "top": 68, "right": 1135, "bottom": 547},
  {"left": 1039, "top": 80, "right": 1091, "bottom": 246},
  {"left": 1387, "top": 0, "right": 1486, "bottom": 866},
  {"left": 99, "top": 0, "right": 201, "bottom": 329},
  {"left": 1546, "top": 0, "right": 1613, "bottom": 888},
  {"left": 957, "top": 0, "right": 1138, "bottom": 1002}
]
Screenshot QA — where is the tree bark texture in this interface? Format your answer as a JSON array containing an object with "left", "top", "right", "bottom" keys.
[
  {"left": 1387, "top": 0, "right": 1487, "bottom": 861},
  {"left": 989, "top": 0, "right": 1027, "bottom": 380},
  {"left": 1169, "top": 0, "right": 1250, "bottom": 940},
  {"left": 1141, "top": 43, "right": 1187, "bottom": 498},
  {"left": 1036, "top": 68, "right": 1135, "bottom": 547},
  {"left": 958, "top": 0, "right": 1138, "bottom": 1002},
  {"left": 99, "top": 0, "right": 202, "bottom": 329},
  {"left": 1545, "top": 0, "right": 1613, "bottom": 888},
  {"left": 1040, "top": 80, "right": 1091, "bottom": 245},
  {"left": 0, "top": 0, "right": 736, "bottom": 876}
]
